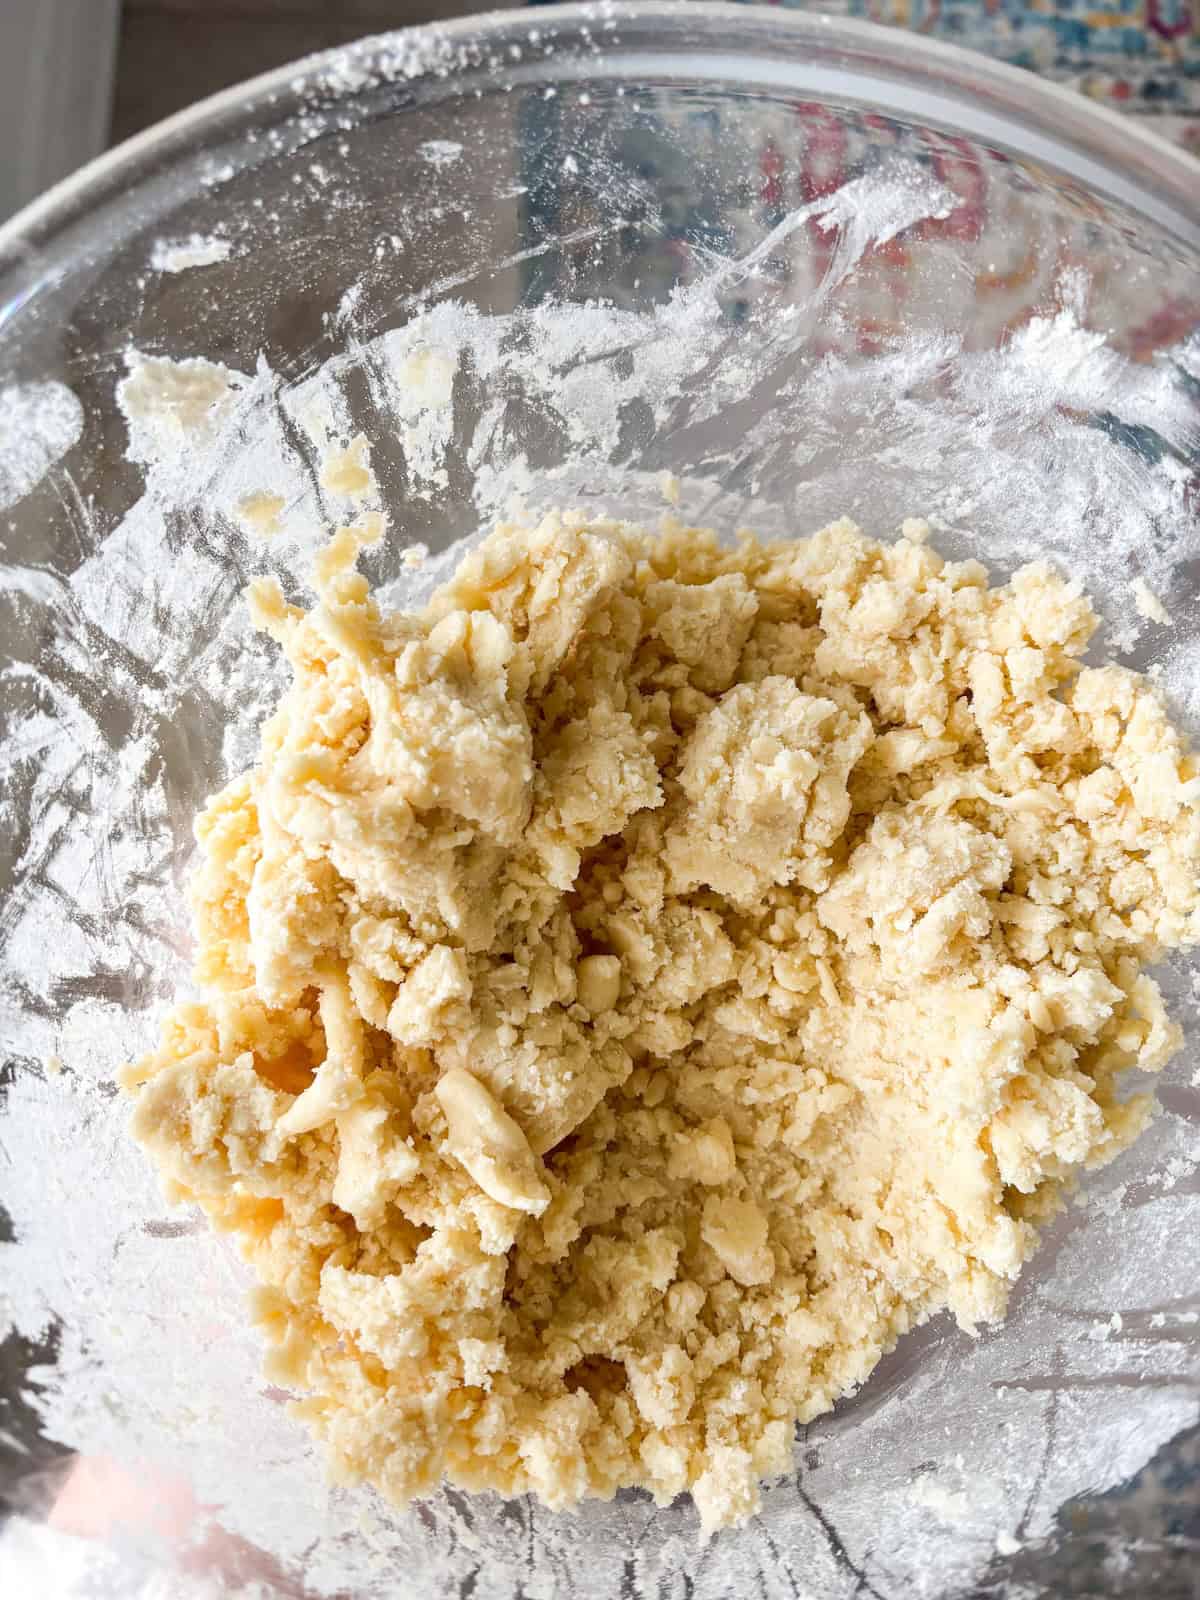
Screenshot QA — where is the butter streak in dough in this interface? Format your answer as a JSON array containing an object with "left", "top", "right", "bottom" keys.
[{"left": 124, "top": 510, "right": 1200, "bottom": 1532}]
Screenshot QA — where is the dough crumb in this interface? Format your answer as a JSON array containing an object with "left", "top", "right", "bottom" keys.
[
  {"left": 236, "top": 490, "right": 286, "bottom": 539},
  {"left": 1132, "top": 576, "right": 1172, "bottom": 625},
  {"left": 321, "top": 434, "right": 375, "bottom": 499},
  {"left": 125, "top": 509, "right": 1200, "bottom": 1533}
]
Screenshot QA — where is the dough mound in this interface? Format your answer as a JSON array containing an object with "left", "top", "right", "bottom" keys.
[{"left": 124, "top": 509, "right": 1200, "bottom": 1532}]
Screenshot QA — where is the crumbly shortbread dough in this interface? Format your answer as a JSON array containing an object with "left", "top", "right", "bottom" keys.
[{"left": 123, "top": 509, "right": 1200, "bottom": 1532}]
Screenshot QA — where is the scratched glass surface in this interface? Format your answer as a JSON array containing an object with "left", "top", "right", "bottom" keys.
[{"left": 1, "top": 8, "right": 1198, "bottom": 1598}]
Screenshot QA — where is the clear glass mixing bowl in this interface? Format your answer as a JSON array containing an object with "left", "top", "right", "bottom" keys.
[{"left": 1, "top": 7, "right": 1198, "bottom": 1597}]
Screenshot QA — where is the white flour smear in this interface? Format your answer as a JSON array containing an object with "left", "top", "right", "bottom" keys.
[
  {"left": 0, "top": 381, "right": 83, "bottom": 510},
  {"left": 149, "top": 234, "right": 234, "bottom": 274},
  {"left": 2, "top": 147, "right": 1199, "bottom": 1600}
]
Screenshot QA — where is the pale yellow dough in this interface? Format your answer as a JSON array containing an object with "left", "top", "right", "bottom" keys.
[{"left": 124, "top": 508, "right": 1200, "bottom": 1532}]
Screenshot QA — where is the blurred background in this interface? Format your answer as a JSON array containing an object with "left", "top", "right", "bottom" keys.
[{"left": 6, "top": 0, "right": 1198, "bottom": 222}]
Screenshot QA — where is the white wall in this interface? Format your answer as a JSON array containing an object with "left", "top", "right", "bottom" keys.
[{"left": 0, "top": 0, "right": 121, "bottom": 221}]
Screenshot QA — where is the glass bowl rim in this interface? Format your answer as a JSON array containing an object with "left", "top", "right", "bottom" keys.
[{"left": 0, "top": 0, "right": 1198, "bottom": 289}]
